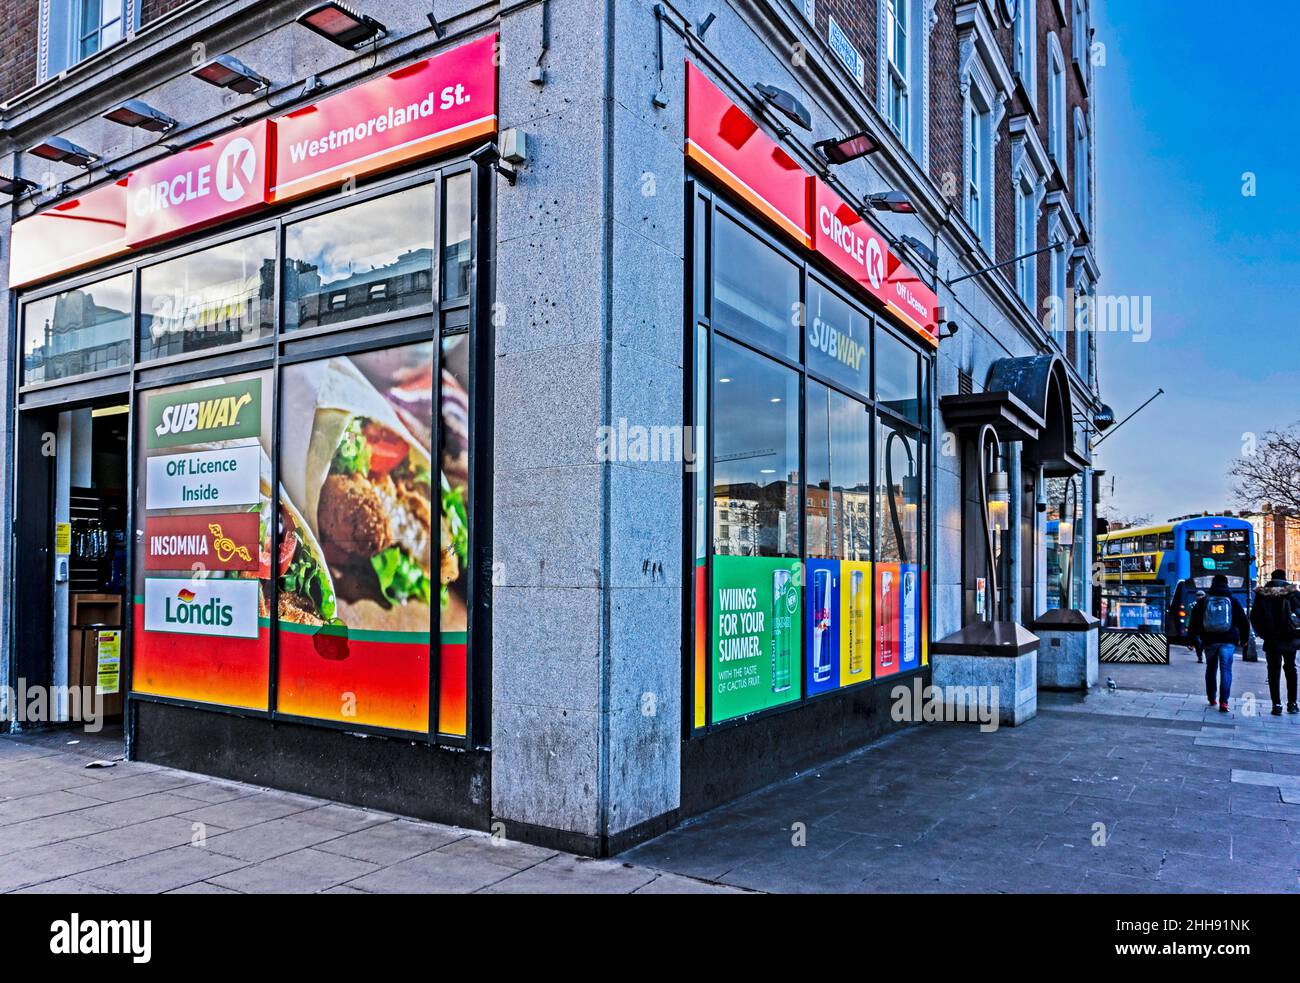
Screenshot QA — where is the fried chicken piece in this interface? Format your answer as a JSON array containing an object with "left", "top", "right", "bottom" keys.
[
  {"left": 279, "top": 591, "right": 324, "bottom": 626},
  {"left": 319, "top": 471, "right": 393, "bottom": 562}
]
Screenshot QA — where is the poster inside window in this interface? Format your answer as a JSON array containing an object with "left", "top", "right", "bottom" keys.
[{"left": 132, "top": 370, "right": 273, "bottom": 708}]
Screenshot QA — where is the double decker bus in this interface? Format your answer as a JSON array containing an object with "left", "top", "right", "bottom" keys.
[{"left": 1096, "top": 515, "right": 1257, "bottom": 646}]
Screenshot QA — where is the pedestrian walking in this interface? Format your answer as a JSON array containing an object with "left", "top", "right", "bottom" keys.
[
  {"left": 1188, "top": 573, "right": 1251, "bottom": 713},
  {"left": 1249, "top": 569, "right": 1300, "bottom": 716}
]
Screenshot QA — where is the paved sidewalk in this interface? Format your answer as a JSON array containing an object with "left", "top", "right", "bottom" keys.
[
  {"left": 624, "top": 645, "right": 1300, "bottom": 893},
  {"left": 0, "top": 730, "right": 738, "bottom": 894}
]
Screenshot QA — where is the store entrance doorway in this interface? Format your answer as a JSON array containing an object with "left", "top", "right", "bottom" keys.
[{"left": 11, "top": 399, "right": 130, "bottom": 735}]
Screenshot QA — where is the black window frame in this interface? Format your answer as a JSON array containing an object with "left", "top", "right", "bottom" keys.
[
  {"left": 685, "top": 180, "right": 935, "bottom": 737},
  {"left": 10, "top": 156, "right": 493, "bottom": 751}
]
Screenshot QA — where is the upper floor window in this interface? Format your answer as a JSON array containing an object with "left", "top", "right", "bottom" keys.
[
  {"left": 1073, "top": 109, "right": 1090, "bottom": 229},
  {"left": 44, "top": 0, "right": 134, "bottom": 77},
  {"left": 886, "top": 0, "right": 910, "bottom": 143},
  {"left": 1047, "top": 35, "right": 1067, "bottom": 168},
  {"left": 1072, "top": 0, "right": 1090, "bottom": 70},
  {"left": 1048, "top": 223, "right": 1067, "bottom": 348},
  {"left": 1014, "top": 0, "right": 1037, "bottom": 102},
  {"left": 966, "top": 107, "right": 983, "bottom": 237},
  {"left": 1014, "top": 177, "right": 1036, "bottom": 309}
]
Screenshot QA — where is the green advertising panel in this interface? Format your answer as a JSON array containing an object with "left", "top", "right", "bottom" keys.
[
  {"left": 146, "top": 378, "right": 262, "bottom": 449},
  {"left": 712, "top": 555, "right": 802, "bottom": 722}
]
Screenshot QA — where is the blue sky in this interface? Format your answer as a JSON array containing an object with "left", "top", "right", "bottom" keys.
[{"left": 1092, "top": 0, "right": 1300, "bottom": 521}]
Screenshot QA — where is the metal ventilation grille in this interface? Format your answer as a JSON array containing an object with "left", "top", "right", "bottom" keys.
[{"left": 958, "top": 369, "right": 973, "bottom": 395}]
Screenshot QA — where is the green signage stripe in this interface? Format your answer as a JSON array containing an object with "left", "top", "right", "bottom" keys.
[
  {"left": 277, "top": 621, "right": 432, "bottom": 645},
  {"left": 440, "top": 631, "right": 468, "bottom": 645},
  {"left": 146, "top": 378, "right": 262, "bottom": 449}
]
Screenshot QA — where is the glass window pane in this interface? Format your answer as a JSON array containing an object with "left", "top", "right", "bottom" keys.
[
  {"left": 284, "top": 185, "right": 434, "bottom": 331},
  {"left": 22, "top": 273, "right": 132, "bottom": 384},
  {"left": 712, "top": 212, "right": 801, "bottom": 360},
  {"left": 442, "top": 173, "right": 472, "bottom": 304},
  {"left": 875, "top": 328, "right": 920, "bottom": 420},
  {"left": 806, "top": 280, "right": 870, "bottom": 396},
  {"left": 831, "top": 390, "right": 871, "bottom": 562},
  {"left": 713, "top": 337, "right": 800, "bottom": 558},
  {"left": 140, "top": 232, "right": 275, "bottom": 361},
  {"left": 876, "top": 420, "right": 921, "bottom": 565},
  {"left": 805, "top": 382, "right": 831, "bottom": 558}
]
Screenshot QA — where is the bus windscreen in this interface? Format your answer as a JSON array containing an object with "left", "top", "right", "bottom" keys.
[{"left": 1185, "top": 529, "right": 1250, "bottom": 587}]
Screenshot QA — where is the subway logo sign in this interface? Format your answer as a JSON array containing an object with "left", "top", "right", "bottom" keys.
[{"left": 147, "top": 379, "right": 261, "bottom": 449}]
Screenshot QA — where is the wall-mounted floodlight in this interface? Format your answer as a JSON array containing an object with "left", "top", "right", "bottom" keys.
[
  {"left": 296, "top": 2, "right": 387, "bottom": 50},
  {"left": 27, "top": 136, "right": 99, "bottom": 167},
  {"left": 756, "top": 83, "right": 811, "bottom": 131},
  {"left": 103, "top": 99, "right": 178, "bottom": 133},
  {"left": 901, "top": 234, "right": 937, "bottom": 268},
  {"left": 865, "top": 190, "right": 916, "bottom": 214},
  {"left": 0, "top": 175, "right": 39, "bottom": 197},
  {"left": 192, "top": 54, "right": 270, "bottom": 95},
  {"left": 815, "top": 132, "right": 879, "bottom": 165}
]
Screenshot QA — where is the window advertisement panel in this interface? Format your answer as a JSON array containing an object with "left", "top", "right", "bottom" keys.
[
  {"left": 875, "top": 562, "right": 901, "bottom": 678},
  {"left": 132, "top": 372, "right": 272, "bottom": 709},
  {"left": 877, "top": 420, "right": 924, "bottom": 674},
  {"left": 438, "top": 335, "right": 471, "bottom": 738},
  {"left": 840, "top": 560, "right": 873, "bottom": 684},
  {"left": 805, "top": 558, "right": 840, "bottom": 696},
  {"left": 276, "top": 345, "right": 438, "bottom": 734},
  {"left": 712, "top": 556, "right": 802, "bottom": 722}
]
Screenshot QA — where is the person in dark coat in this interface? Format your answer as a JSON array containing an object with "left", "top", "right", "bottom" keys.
[
  {"left": 1250, "top": 569, "right": 1300, "bottom": 716},
  {"left": 1188, "top": 574, "right": 1251, "bottom": 713}
]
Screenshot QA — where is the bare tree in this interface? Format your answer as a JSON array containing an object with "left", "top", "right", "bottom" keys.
[{"left": 1231, "top": 424, "right": 1300, "bottom": 516}]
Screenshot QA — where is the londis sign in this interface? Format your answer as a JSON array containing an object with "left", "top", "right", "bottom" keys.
[
  {"left": 126, "top": 121, "right": 271, "bottom": 247},
  {"left": 143, "top": 577, "right": 259, "bottom": 639},
  {"left": 271, "top": 32, "right": 498, "bottom": 202},
  {"left": 146, "top": 378, "right": 262, "bottom": 449},
  {"left": 812, "top": 182, "right": 939, "bottom": 346}
]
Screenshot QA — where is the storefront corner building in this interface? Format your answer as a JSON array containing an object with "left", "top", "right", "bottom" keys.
[{"left": 0, "top": 0, "right": 1104, "bottom": 856}]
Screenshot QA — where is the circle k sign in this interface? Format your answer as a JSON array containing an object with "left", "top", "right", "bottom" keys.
[{"left": 125, "top": 121, "right": 271, "bottom": 247}]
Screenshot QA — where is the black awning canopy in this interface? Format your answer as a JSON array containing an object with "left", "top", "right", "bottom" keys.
[{"left": 939, "top": 354, "right": 1088, "bottom": 475}]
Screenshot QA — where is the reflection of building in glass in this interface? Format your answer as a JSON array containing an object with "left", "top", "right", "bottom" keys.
[
  {"left": 24, "top": 288, "right": 131, "bottom": 383},
  {"left": 805, "top": 484, "right": 872, "bottom": 560},
  {"left": 143, "top": 258, "right": 275, "bottom": 359},
  {"left": 713, "top": 475, "right": 798, "bottom": 556},
  {"left": 287, "top": 247, "right": 433, "bottom": 329}
]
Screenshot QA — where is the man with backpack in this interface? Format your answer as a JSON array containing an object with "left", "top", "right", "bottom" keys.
[
  {"left": 1249, "top": 569, "right": 1300, "bottom": 716},
  {"left": 1188, "top": 573, "right": 1251, "bottom": 713}
]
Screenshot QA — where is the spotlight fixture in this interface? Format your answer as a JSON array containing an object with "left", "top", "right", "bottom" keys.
[
  {"left": 901, "top": 234, "right": 937, "bottom": 268},
  {"left": 0, "top": 174, "right": 39, "bottom": 197},
  {"left": 865, "top": 190, "right": 916, "bottom": 214},
  {"left": 103, "top": 99, "right": 178, "bottom": 133},
  {"left": 296, "top": 2, "right": 387, "bottom": 50},
  {"left": 814, "top": 132, "right": 879, "bottom": 165},
  {"left": 191, "top": 54, "right": 270, "bottom": 95},
  {"left": 27, "top": 136, "right": 99, "bottom": 168},
  {"left": 470, "top": 142, "right": 517, "bottom": 186},
  {"left": 756, "top": 83, "right": 811, "bottom": 131}
]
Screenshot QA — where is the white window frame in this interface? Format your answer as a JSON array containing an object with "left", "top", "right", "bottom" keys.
[
  {"left": 1014, "top": 0, "right": 1037, "bottom": 103},
  {"left": 878, "top": 0, "right": 935, "bottom": 165},
  {"left": 886, "top": 0, "right": 910, "bottom": 143},
  {"left": 1047, "top": 33, "right": 1067, "bottom": 170},
  {"left": 1047, "top": 215, "right": 1067, "bottom": 347},
  {"left": 957, "top": 1, "right": 1013, "bottom": 248},
  {"left": 1014, "top": 173, "right": 1037, "bottom": 309},
  {"left": 40, "top": 0, "right": 139, "bottom": 81},
  {"left": 1072, "top": 0, "right": 1089, "bottom": 69}
]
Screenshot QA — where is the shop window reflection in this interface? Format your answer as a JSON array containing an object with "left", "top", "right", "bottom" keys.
[
  {"left": 712, "top": 337, "right": 800, "bottom": 558},
  {"left": 876, "top": 328, "right": 920, "bottom": 420},
  {"left": 284, "top": 186, "right": 435, "bottom": 331},
  {"left": 713, "top": 212, "right": 801, "bottom": 361},
  {"left": 442, "top": 173, "right": 472, "bottom": 304},
  {"left": 140, "top": 232, "right": 275, "bottom": 361},
  {"left": 806, "top": 381, "right": 872, "bottom": 560},
  {"left": 22, "top": 273, "right": 133, "bottom": 385},
  {"left": 876, "top": 421, "right": 921, "bottom": 564}
]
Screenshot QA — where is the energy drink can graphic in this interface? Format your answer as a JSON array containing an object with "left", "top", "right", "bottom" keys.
[
  {"left": 848, "top": 570, "right": 865, "bottom": 676},
  {"left": 812, "top": 569, "right": 832, "bottom": 683},
  {"left": 771, "top": 568, "right": 792, "bottom": 692},
  {"left": 879, "top": 570, "right": 896, "bottom": 669},
  {"left": 901, "top": 570, "right": 917, "bottom": 667}
]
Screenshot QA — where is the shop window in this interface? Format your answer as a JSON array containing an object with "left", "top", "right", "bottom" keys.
[
  {"left": 713, "top": 212, "right": 801, "bottom": 361},
  {"left": 21, "top": 272, "right": 132, "bottom": 385},
  {"left": 875, "top": 328, "right": 921, "bottom": 421},
  {"left": 875, "top": 419, "right": 925, "bottom": 676},
  {"left": 807, "top": 280, "right": 870, "bottom": 397},
  {"left": 131, "top": 370, "right": 273, "bottom": 710},
  {"left": 139, "top": 232, "right": 275, "bottom": 362},
  {"left": 442, "top": 172, "right": 473, "bottom": 304},
  {"left": 712, "top": 336, "right": 800, "bottom": 559},
  {"left": 284, "top": 185, "right": 435, "bottom": 332},
  {"left": 807, "top": 382, "right": 872, "bottom": 562}
]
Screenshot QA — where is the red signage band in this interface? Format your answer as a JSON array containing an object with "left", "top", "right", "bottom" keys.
[
  {"left": 812, "top": 182, "right": 939, "bottom": 345},
  {"left": 9, "top": 179, "right": 131, "bottom": 289},
  {"left": 685, "top": 63, "right": 812, "bottom": 247},
  {"left": 271, "top": 32, "right": 499, "bottom": 203},
  {"left": 143, "top": 513, "right": 261, "bottom": 572},
  {"left": 126, "top": 120, "right": 272, "bottom": 248}
]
